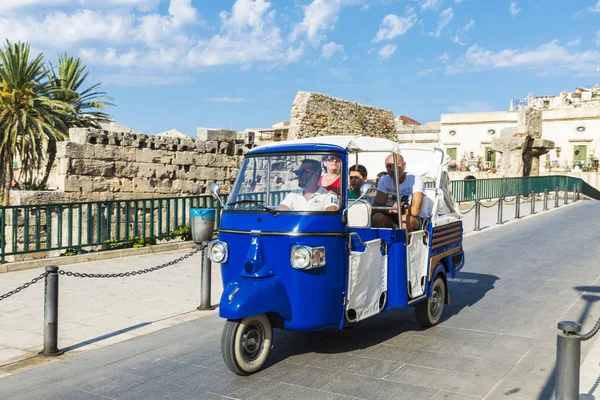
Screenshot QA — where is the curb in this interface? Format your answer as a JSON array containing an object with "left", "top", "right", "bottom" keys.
[{"left": 0, "top": 241, "right": 197, "bottom": 274}]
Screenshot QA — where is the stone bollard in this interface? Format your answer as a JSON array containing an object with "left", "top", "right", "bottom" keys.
[
  {"left": 530, "top": 190, "right": 535, "bottom": 215},
  {"left": 198, "top": 242, "right": 215, "bottom": 311},
  {"left": 39, "top": 266, "right": 63, "bottom": 357},
  {"left": 497, "top": 196, "right": 504, "bottom": 225},
  {"left": 555, "top": 321, "right": 581, "bottom": 400},
  {"left": 565, "top": 185, "right": 569, "bottom": 205},
  {"left": 555, "top": 187, "right": 560, "bottom": 208},
  {"left": 543, "top": 189, "right": 548, "bottom": 211}
]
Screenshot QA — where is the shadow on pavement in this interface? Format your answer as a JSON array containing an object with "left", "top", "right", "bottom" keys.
[
  {"left": 541, "top": 285, "right": 600, "bottom": 400},
  {"left": 263, "top": 271, "right": 499, "bottom": 368}
]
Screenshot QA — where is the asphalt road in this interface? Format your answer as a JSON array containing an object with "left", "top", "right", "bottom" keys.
[{"left": 1, "top": 200, "right": 599, "bottom": 400}]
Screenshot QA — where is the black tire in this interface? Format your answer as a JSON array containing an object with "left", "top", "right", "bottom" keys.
[
  {"left": 221, "top": 314, "right": 273, "bottom": 376},
  {"left": 415, "top": 277, "right": 445, "bottom": 328}
]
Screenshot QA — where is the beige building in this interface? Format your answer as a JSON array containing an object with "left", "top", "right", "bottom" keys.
[{"left": 439, "top": 87, "right": 600, "bottom": 173}]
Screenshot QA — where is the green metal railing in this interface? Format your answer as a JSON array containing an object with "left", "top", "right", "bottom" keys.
[
  {"left": 449, "top": 176, "right": 595, "bottom": 202},
  {"left": 0, "top": 195, "right": 220, "bottom": 263},
  {"left": 1, "top": 176, "right": 597, "bottom": 263}
]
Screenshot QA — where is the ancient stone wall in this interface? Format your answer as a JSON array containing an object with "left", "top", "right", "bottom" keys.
[
  {"left": 49, "top": 127, "right": 246, "bottom": 203},
  {"left": 289, "top": 92, "right": 396, "bottom": 140}
]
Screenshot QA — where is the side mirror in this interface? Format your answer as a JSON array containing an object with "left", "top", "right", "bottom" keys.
[
  {"left": 343, "top": 183, "right": 376, "bottom": 215},
  {"left": 210, "top": 182, "right": 225, "bottom": 207},
  {"left": 360, "top": 183, "right": 375, "bottom": 196}
]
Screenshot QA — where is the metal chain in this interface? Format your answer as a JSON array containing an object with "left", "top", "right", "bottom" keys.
[
  {"left": 58, "top": 247, "right": 201, "bottom": 279},
  {"left": 480, "top": 200, "right": 500, "bottom": 208},
  {"left": 504, "top": 196, "right": 517, "bottom": 202},
  {"left": 0, "top": 272, "right": 48, "bottom": 301},
  {"left": 460, "top": 203, "right": 477, "bottom": 214},
  {"left": 581, "top": 316, "right": 600, "bottom": 341}
]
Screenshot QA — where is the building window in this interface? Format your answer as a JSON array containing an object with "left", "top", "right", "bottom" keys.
[
  {"left": 448, "top": 130, "right": 456, "bottom": 136},
  {"left": 446, "top": 148, "right": 457, "bottom": 161},
  {"left": 576, "top": 126, "right": 586, "bottom": 132}
]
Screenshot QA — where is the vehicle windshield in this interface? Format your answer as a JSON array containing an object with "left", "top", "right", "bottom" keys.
[{"left": 226, "top": 153, "right": 343, "bottom": 213}]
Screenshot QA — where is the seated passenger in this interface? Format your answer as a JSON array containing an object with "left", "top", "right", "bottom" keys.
[
  {"left": 319, "top": 154, "right": 342, "bottom": 195},
  {"left": 372, "top": 154, "right": 426, "bottom": 232},
  {"left": 348, "top": 164, "right": 368, "bottom": 200},
  {"left": 276, "top": 159, "right": 339, "bottom": 212}
]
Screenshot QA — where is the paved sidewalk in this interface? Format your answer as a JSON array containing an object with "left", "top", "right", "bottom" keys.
[{"left": 0, "top": 246, "right": 221, "bottom": 376}]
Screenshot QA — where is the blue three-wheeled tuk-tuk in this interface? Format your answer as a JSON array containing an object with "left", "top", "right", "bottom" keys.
[{"left": 208, "top": 135, "right": 465, "bottom": 375}]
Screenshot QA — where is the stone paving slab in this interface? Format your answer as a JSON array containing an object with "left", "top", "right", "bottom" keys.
[{"left": 1, "top": 199, "right": 599, "bottom": 400}]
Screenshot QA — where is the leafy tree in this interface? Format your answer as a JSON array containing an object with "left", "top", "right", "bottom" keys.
[
  {"left": 42, "top": 54, "right": 113, "bottom": 186},
  {"left": 0, "top": 41, "right": 69, "bottom": 205}
]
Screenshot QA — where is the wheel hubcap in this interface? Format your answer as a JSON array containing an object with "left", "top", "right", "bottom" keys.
[
  {"left": 241, "top": 322, "right": 264, "bottom": 361},
  {"left": 430, "top": 286, "right": 442, "bottom": 317}
]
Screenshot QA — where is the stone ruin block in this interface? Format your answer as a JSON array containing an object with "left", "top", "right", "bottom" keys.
[{"left": 197, "top": 128, "right": 238, "bottom": 142}]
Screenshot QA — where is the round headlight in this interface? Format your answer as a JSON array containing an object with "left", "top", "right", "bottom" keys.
[
  {"left": 209, "top": 241, "right": 228, "bottom": 263},
  {"left": 291, "top": 246, "right": 312, "bottom": 269}
]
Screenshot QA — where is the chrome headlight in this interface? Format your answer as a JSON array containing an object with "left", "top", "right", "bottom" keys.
[
  {"left": 208, "top": 240, "right": 228, "bottom": 264},
  {"left": 290, "top": 245, "right": 326, "bottom": 270}
]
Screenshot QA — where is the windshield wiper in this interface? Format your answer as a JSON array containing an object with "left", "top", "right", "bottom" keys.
[{"left": 227, "top": 199, "right": 278, "bottom": 215}]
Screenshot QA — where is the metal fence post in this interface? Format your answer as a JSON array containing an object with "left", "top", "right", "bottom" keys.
[
  {"left": 198, "top": 242, "right": 215, "bottom": 311},
  {"left": 515, "top": 194, "right": 521, "bottom": 219},
  {"left": 497, "top": 196, "right": 504, "bottom": 225},
  {"left": 555, "top": 321, "right": 581, "bottom": 400},
  {"left": 474, "top": 201, "right": 481, "bottom": 231},
  {"left": 565, "top": 185, "right": 569, "bottom": 205},
  {"left": 543, "top": 189, "right": 548, "bottom": 211},
  {"left": 574, "top": 184, "right": 578, "bottom": 202},
  {"left": 530, "top": 190, "right": 536, "bottom": 215},
  {"left": 39, "top": 266, "right": 63, "bottom": 357},
  {"left": 555, "top": 187, "right": 560, "bottom": 208}
]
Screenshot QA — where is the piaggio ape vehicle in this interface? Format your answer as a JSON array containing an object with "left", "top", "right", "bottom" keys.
[{"left": 208, "top": 135, "right": 465, "bottom": 375}]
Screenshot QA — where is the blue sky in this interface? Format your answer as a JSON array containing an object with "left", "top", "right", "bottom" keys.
[{"left": 2, "top": 0, "right": 600, "bottom": 136}]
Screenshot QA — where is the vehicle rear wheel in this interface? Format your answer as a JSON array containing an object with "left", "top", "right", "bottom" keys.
[
  {"left": 415, "top": 277, "right": 445, "bottom": 328},
  {"left": 221, "top": 314, "right": 273, "bottom": 375}
]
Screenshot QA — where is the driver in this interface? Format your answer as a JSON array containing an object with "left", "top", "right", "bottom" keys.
[
  {"left": 372, "top": 153, "right": 426, "bottom": 231},
  {"left": 276, "top": 159, "right": 339, "bottom": 212}
]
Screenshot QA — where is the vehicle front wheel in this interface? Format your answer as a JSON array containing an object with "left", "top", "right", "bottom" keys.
[
  {"left": 221, "top": 314, "right": 273, "bottom": 376},
  {"left": 415, "top": 276, "right": 445, "bottom": 328}
]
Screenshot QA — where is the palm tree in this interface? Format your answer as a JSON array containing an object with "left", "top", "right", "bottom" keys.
[
  {"left": 41, "top": 54, "right": 113, "bottom": 187},
  {"left": 0, "top": 41, "right": 69, "bottom": 205}
]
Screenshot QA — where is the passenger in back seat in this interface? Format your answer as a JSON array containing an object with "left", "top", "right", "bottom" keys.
[{"left": 372, "top": 154, "right": 427, "bottom": 232}]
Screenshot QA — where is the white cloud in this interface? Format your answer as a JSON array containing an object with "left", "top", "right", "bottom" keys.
[
  {"left": 589, "top": 0, "right": 600, "bottom": 12},
  {"left": 422, "top": 0, "right": 443, "bottom": 11},
  {"left": 447, "top": 100, "right": 494, "bottom": 113},
  {"left": 0, "top": 0, "right": 160, "bottom": 12},
  {"left": 436, "top": 52, "right": 450, "bottom": 62},
  {"left": 452, "top": 19, "right": 474, "bottom": 45},
  {"left": 290, "top": 0, "right": 342, "bottom": 45},
  {"left": 373, "top": 7, "right": 417, "bottom": 43},
  {"left": 204, "top": 97, "right": 248, "bottom": 103},
  {"left": 416, "top": 68, "right": 434, "bottom": 77},
  {"left": 430, "top": 7, "right": 453, "bottom": 37},
  {"left": 378, "top": 44, "right": 397, "bottom": 59},
  {"left": 446, "top": 40, "right": 600, "bottom": 76},
  {"left": 185, "top": 0, "right": 298, "bottom": 67},
  {"left": 0, "top": 10, "right": 134, "bottom": 46},
  {"left": 321, "top": 41, "right": 345, "bottom": 59},
  {"left": 509, "top": 2, "right": 521, "bottom": 16},
  {"left": 567, "top": 39, "right": 581, "bottom": 47}
]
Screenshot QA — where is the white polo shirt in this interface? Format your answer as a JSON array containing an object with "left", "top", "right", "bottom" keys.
[{"left": 280, "top": 187, "right": 339, "bottom": 211}]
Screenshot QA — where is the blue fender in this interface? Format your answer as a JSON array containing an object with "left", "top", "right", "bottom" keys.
[{"left": 219, "top": 276, "right": 292, "bottom": 321}]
